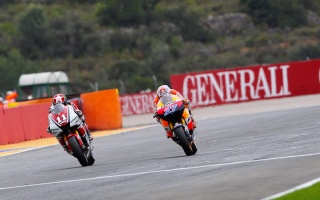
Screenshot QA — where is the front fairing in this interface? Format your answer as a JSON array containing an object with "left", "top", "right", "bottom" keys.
[
  {"left": 48, "top": 104, "right": 82, "bottom": 136},
  {"left": 157, "top": 100, "right": 185, "bottom": 121}
]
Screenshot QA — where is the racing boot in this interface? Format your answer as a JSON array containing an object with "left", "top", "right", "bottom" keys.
[
  {"left": 79, "top": 114, "right": 93, "bottom": 141},
  {"left": 77, "top": 125, "right": 91, "bottom": 148},
  {"left": 166, "top": 130, "right": 181, "bottom": 146},
  {"left": 189, "top": 129, "right": 196, "bottom": 140},
  {"left": 192, "top": 117, "right": 197, "bottom": 129},
  {"left": 87, "top": 131, "right": 93, "bottom": 141},
  {"left": 186, "top": 120, "right": 195, "bottom": 141},
  {"left": 188, "top": 109, "right": 197, "bottom": 129},
  {"left": 84, "top": 123, "right": 93, "bottom": 141},
  {"left": 166, "top": 130, "right": 173, "bottom": 138}
]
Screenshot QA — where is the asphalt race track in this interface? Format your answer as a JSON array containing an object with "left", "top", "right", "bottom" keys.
[{"left": 1, "top": 95, "right": 320, "bottom": 200}]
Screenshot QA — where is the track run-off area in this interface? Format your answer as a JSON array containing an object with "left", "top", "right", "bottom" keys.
[{"left": 1, "top": 94, "right": 320, "bottom": 200}]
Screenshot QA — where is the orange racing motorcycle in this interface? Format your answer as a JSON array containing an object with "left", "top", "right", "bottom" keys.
[{"left": 156, "top": 97, "right": 197, "bottom": 156}]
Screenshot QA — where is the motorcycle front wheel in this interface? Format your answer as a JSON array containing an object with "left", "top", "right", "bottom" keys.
[
  {"left": 68, "top": 136, "right": 88, "bottom": 166},
  {"left": 175, "top": 126, "right": 193, "bottom": 156},
  {"left": 191, "top": 141, "right": 197, "bottom": 155},
  {"left": 87, "top": 147, "right": 95, "bottom": 166}
]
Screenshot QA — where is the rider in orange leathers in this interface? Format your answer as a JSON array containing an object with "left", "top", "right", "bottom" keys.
[{"left": 154, "top": 85, "right": 196, "bottom": 139}]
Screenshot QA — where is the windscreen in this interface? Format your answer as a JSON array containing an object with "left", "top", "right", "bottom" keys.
[
  {"left": 50, "top": 104, "right": 65, "bottom": 114},
  {"left": 159, "top": 94, "right": 173, "bottom": 106}
]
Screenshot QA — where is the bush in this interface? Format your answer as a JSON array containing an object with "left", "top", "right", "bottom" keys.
[
  {"left": 0, "top": 49, "right": 38, "bottom": 93},
  {"left": 109, "top": 29, "right": 137, "bottom": 52},
  {"left": 107, "top": 59, "right": 155, "bottom": 93},
  {"left": 159, "top": 6, "right": 215, "bottom": 43},
  {"left": 240, "top": 0, "right": 307, "bottom": 28},
  {"left": 289, "top": 43, "right": 320, "bottom": 61},
  {"left": 17, "top": 4, "right": 50, "bottom": 59},
  {"left": 0, "top": 22, "right": 16, "bottom": 56},
  {"left": 0, "top": 0, "right": 18, "bottom": 6},
  {"left": 96, "top": 0, "right": 146, "bottom": 27},
  {"left": 46, "top": 13, "right": 101, "bottom": 58}
]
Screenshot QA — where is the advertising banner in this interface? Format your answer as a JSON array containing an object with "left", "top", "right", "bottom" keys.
[
  {"left": 120, "top": 92, "right": 156, "bottom": 116},
  {"left": 170, "top": 59, "right": 320, "bottom": 108}
]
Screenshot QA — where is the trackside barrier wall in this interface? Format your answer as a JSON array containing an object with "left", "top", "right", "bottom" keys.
[
  {"left": 17, "top": 98, "right": 52, "bottom": 106},
  {"left": 16, "top": 97, "right": 81, "bottom": 107},
  {"left": 0, "top": 91, "right": 118, "bottom": 145},
  {"left": 3, "top": 107, "right": 26, "bottom": 144},
  {"left": 0, "top": 108, "right": 9, "bottom": 144},
  {"left": 0, "top": 103, "right": 51, "bottom": 145},
  {"left": 120, "top": 92, "right": 156, "bottom": 116},
  {"left": 20, "top": 103, "right": 51, "bottom": 141},
  {"left": 81, "top": 89, "right": 122, "bottom": 130}
]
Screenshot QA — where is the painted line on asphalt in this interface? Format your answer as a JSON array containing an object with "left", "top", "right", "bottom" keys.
[
  {"left": 0, "top": 126, "right": 153, "bottom": 157},
  {"left": 1, "top": 152, "right": 320, "bottom": 191}
]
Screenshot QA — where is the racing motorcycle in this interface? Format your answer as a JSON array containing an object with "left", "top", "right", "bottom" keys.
[
  {"left": 48, "top": 103, "right": 95, "bottom": 167},
  {"left": 156, "top": 98, "right": 197, "bottom": 156}
]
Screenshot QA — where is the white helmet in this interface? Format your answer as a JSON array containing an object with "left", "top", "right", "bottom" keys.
[{"left": 157, "top": 85, "right": 170, "bottom": 98}]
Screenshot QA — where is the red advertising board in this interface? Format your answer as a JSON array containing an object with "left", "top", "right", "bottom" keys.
[
  {"left": 120, "top": 92, "right": 156, "bottom": 116},
  {"left": 0, "top": 108, "right": 9, "bottom": 144},
  {"left": 20, "top": 103, "right": 51, "bottom": 141},
  {"left": 170, "top": 59, "right": 320, "bottom": 108},
  {"left": 3, "top": 107, "right": 25, "bottom": 144}
]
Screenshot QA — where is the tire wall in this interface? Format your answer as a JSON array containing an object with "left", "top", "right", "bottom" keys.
[{"left": 81, "top": 89, "right": 122, "bottom": 130}]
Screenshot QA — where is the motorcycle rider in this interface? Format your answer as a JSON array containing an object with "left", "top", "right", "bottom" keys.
[
  {"left": 46, "top": 94, "right": 93, "bottom": 153},
  {"left": 154, "top": 86, "right": 196, "bottom": 140},
  {"left": 153, "top": 85, "right": 197, "bottom": 128}
]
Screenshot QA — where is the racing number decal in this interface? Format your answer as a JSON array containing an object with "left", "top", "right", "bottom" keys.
[
  {"left": 56, "top": 114, "right": 67, "bottom": 124},
  {"left": 164, "top": 104, "right": 178, "bottom": 116}
]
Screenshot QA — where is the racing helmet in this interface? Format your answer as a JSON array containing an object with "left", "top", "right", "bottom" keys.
[
  {"left": 52, "top": 93, "right": 67, "bottom": 105},
  {"left": 157, "top": 85, "right": 170, "bottom": 98}
]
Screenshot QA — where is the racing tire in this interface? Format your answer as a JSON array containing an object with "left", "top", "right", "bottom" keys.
[
  {"left": 87, "top": 148, "right": 95, "bottom": 166},
  {"left": 175, "top": 126, "right": 193, "bottom": 156},
  {"left": 68, "top": 136, "right": 88, "bottom": 166},
  {"left": 191, "top": 141, "right": 197, "bottom": 155}
]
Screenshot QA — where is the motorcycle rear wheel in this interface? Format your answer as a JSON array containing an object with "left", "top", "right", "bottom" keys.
[
  {"left": 68, "top": 136, "right": 88, "bottom": 166},
  {"left": 175, "top": 126, "right": 193, "bottom": 156}
]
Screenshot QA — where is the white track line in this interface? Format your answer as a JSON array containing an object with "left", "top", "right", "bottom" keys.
[
  {"left": 261, "top": 177, "right": 320, "bottom": 200},
  {"left": 1, "top": 152, "right": 320, "bottom": 191}
]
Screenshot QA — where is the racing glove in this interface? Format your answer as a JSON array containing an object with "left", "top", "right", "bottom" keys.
[{"left": 183, "top": 98, "right": 190, "bottom": 105}]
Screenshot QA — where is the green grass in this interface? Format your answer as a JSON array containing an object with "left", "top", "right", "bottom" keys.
[{"left": 273, "top": 182, "right": 320, "bottom": 200}]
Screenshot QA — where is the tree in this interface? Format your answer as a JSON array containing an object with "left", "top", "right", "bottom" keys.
[
  {"left": 240, "top": 0, "right": 307, "bottom": 28},
  {"left": 160, "top": 6, "right": 215, "bottom": 43},
  {"left": 17, "top": 5, "right": 51, "bottom": 59},
  {"left": 96, "top": 0, "right": 147, "bottom": 27},
  {"left": 0, "top": 49, "right": 38, "bottom": 95}
]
